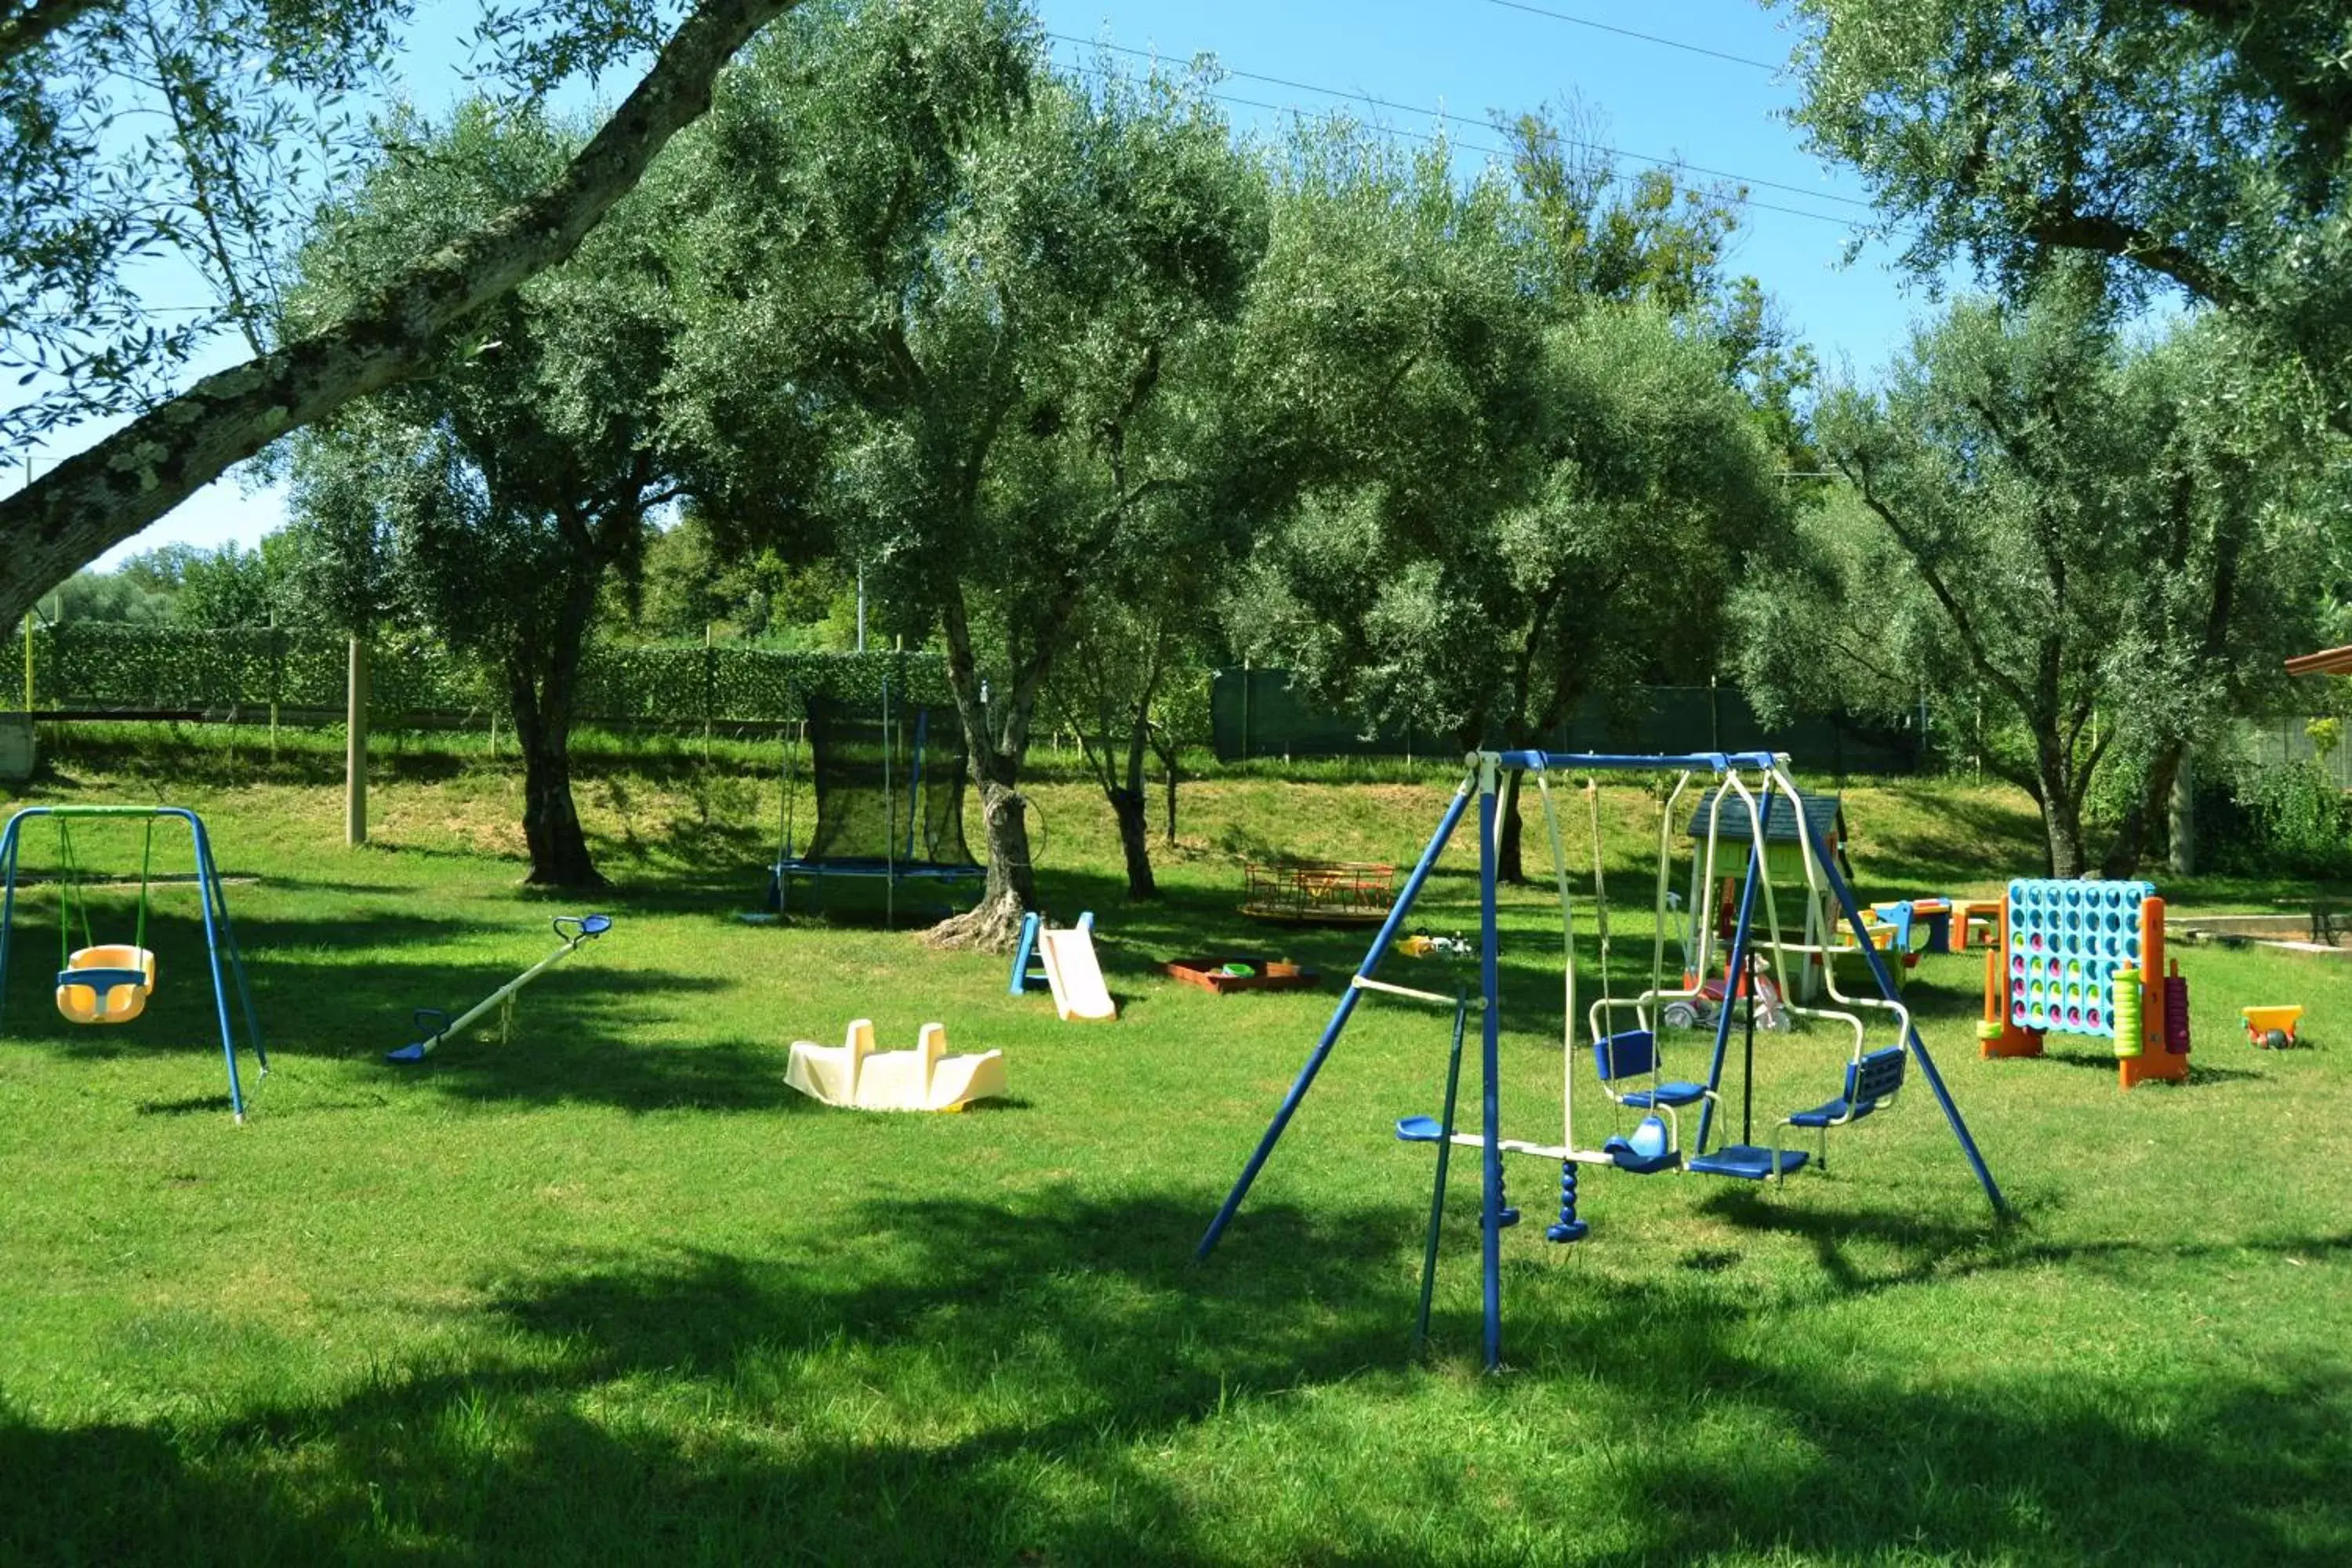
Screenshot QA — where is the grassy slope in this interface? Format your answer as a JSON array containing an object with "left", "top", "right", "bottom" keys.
[{"left": 0, "top": 740, "right": 2347, "bottom": 1564}]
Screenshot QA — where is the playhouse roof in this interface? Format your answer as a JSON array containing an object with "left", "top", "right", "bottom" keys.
[
  {"left": 1686, "top": 791, "right": 1841, "bottom": 847},
  {"left": 2286, "top": 644, "right": 2352, "bottom": 677}
]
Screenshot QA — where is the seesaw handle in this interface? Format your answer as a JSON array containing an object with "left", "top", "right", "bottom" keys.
[{"left": 554, "top": 913, "right": 613, "bottom": 945}]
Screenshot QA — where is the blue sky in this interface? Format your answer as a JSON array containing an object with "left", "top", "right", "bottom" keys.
[{"left": 56, "top": 0, "right": 1940, "bottom": 568}]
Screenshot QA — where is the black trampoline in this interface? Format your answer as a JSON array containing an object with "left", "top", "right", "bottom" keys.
[{"left": 768, "top": 691, "right": 984, "bottom": 921}]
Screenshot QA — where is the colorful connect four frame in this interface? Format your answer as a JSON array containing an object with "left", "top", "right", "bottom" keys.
[{"left": 2005, "top": 878, "right": 2152, "bottom": 1038}]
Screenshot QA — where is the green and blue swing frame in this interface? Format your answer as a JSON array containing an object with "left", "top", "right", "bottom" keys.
[
  {"left": 0, "top": 806, "right": 266, "bottom": 1122},
  {"left": 1196, "top": 750, "right": 2005, "bottom": 1370}
]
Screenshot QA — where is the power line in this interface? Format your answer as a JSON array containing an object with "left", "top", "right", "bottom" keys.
[
  {"left": 1044, "top": 36, "right": 1894, "bottom": 236},
  {"left": 1044, "top": 32, "right": 1877, "bottom": 216},
  {"left": 1478, "top": 0, "right": 1783, "bottom": 74},
  {"left": 1062, "top": 62, "right": 1877, "bottom": 234}
]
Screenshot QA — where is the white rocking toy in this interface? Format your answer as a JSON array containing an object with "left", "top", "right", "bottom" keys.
[{"left": 785, "top": 1018, "right": 1008, "bottom": 1112}]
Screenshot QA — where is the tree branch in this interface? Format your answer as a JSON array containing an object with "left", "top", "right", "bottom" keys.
[
  {"left": 2025, "top": 205, "right": 2248, "bottom": 309},
  {"left": 0, "top": 0, "right": 102, "bottom": 70},
  {"left": 1842, "top": 452, "right": 2034, "bottom": 716},
  {"left": 0, "top": 0, "right": 800, "bottom": 627},
  {"left": 1964, "top": 392, "right": 2070, "bottom": 606}
]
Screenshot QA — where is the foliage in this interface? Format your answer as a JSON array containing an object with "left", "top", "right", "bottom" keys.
[
  {"left": 24, "top": 619, "right": 943, "bottom": 720},
  {"left": 1741, "top": 283, "right": 2333, "bottom": 876},
  {"left": 284, "top": 96, "right": 699, "bottom": 885},
  {"left": 1778, "top": 0, "right": 2352, "bottom": 424},
  {"left": 0, "top": 0, "right": 404, "bottom": 448},
  {"left": 0, "top": 0, "right": 735, "bottom": 451},
  {"left": 38, "top": 571, "right": 173, "bottom": 626},
  {"left": 627, "top": 512, "right": 857, "bottom": 648},
  {"left": 1047, "top": 587, "right": 1218, "bottom": 895},
  {"left": 1222, "top": 126, "right": 1543, "bottom": 746},
  {"left": 2198, "top": 756, "right": 2352, "bottom": 879},
  {"left": 1229, "top": 115, "right": 1787, "bottom": 873},
  {"left": 39, "top": 541, "right": 299, "bottom": 630},
  {"left": 668, "top": 5, "right": 1269, "bottom": 935},
  {"left": 170, "top": 541, "right": 291, "bottom": 628},
  {"left": 0, "top": 0, "right": 800, "bottom": 632}
]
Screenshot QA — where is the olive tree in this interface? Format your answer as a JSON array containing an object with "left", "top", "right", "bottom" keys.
[
  {"left": 668, "top": 4, "right": 1266, "bottom": 945},
  {"left": 284, "top": 103, "right": 684, "bottom": 888},
  {"left": 1742, "top": 285, "right": 2330, "bottom": 876},
  {"left": 1229, "top": 121, "right": 1787, "bottom": 878},
  {"left": 1778, "top": 0, "right": 2352, "bottom": 426}
]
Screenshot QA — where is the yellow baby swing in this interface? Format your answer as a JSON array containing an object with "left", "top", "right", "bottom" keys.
[
  {"left": 0, "top": 804, "right": 266, "bottom": 1120},
  {"left": 52, "top": 817, "right": 158, "bottom": 1024}
]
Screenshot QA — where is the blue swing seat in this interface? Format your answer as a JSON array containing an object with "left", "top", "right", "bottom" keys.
[
  {"left": 1687, "top": 1145, "right": 1810, "bottom": 1181},
  {"left": 1768, "top": 1046, "right": 1907, "bottom": 1181},
  {"left": 1592, "top": 1029, "right": 1709, "bottom": 1107},
  {"left": 1602, "top": 1124, "right": 1682, "bottom": 1175},
  {"left": 1784, "top": 1047, "right": 1907, "bottom": 1130},
  {"left": 1617, "top": 1081, "right": 1709, "bottom": 1109}
]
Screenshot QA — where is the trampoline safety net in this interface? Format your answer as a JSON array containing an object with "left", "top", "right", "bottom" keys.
[{"left": 798, "top": 695, "right": 978, "bottom": 869}]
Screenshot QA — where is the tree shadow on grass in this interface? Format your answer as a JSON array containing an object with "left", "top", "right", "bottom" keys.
[
  {"left": 2, "top": 1191, "right": 1409, "bottom": 1566},
  {"left": 2, "top": 902, "right": 808, "bottom": 1115},
  {"left": 5, "top": 1185, "right": 2352, "bottom": 1563},
  {"left": 311, "top": 956, "right": 804, "bottom": 1114}
]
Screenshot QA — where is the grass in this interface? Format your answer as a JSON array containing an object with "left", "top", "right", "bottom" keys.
[{"left": 2, "top": 740, "right": 2350, "bottom": 1564}]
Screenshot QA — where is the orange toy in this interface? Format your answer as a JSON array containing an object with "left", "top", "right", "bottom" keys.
[{"left": 2118, "top": 897, "right": 2186, "bottom": 1087}]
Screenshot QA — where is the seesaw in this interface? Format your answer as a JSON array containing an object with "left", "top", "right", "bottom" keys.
[{"left": 387, "top": 913, "right": 612, "bottom": 1063}]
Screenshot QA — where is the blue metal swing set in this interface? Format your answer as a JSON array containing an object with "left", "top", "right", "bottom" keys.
[
  {"left": 0, "top": 806, "right": 265, "bottom": 1122},
  {"left": 1196, "top": 750, "right": 2005, "bottom": 1371}
]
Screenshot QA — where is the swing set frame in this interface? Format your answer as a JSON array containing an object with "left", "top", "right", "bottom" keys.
[
  {"left": 1195, "top": 750, "right": 2005, "bottom": 1370},
  {"left": 0, "top": 806, "right": 265, "bottom": 1122}
]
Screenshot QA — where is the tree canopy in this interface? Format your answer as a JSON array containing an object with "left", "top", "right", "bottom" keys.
[
  {"left": 1229, "top": 112, "right": 1790, "bottom": 875},
  {"left": 1739, "top": 284, "right": 2334, "bottom": 875},
  {"left": 666, "top": 2, "right": 1268, "bottom": 938},
  {"left": 0, "top": 0, "right": 799, "bottom": 630},
  {"left": 284, "top": 100, "right": 684, "bottom": 887},
  {"left": 1779, "top": 0, "right": 2352, "bottom": 422}
]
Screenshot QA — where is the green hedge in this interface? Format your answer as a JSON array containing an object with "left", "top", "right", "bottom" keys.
[{"left": 21, "top": 624, "right": 947, "bottom": 725}]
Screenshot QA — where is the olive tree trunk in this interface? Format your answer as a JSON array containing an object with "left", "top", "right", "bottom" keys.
[
  {"left": 930, "top": 589, "right": 1047, "bottom": 952},
  {"left": 503, "top": 553, "right": 608, "bottom": 891}
]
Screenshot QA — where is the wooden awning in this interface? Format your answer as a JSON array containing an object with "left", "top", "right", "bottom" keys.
[{"left": 2286, "top": 644, "right": 2352, "bottom": 676}]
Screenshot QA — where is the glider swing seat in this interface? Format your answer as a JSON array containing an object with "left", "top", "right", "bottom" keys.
[
  {"left": 767, "top": 689, "right": 985, "bottom": 925},
  {"left": 1196, "top": 750, "right": 2006, "bottom": 1371},
  {"left": 1573, "top": 772, "right": 1715, "bottom": 1163},
  {"left": 1775, "top": 1045, "right": 1907, "bottom": 1178},
  {"left": 0, "top": 805, "right": 265, "bottom": 1122}
]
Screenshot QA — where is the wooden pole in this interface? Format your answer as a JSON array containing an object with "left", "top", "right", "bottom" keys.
[{"left": 346, "top": 633, "right": 371, "bottom": 846}]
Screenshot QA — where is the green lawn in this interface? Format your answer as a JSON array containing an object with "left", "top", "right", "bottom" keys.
[{"left": 2, "top": 739, "right": 2348, "bottom": 1564}]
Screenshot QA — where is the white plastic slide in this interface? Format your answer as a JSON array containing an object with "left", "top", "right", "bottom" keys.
[
  {"left": 786, "top": 1019, "right": 1008, "bottom": 1112},
  {"left": 1038, "top": 924, "right": 1117, "bottom": 1022}
]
